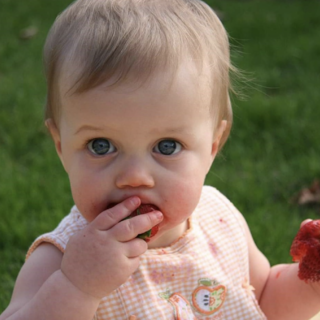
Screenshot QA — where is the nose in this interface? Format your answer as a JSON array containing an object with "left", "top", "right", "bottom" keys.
[{"left": 115, "top": 157, "right": 155, "bottom": 189}]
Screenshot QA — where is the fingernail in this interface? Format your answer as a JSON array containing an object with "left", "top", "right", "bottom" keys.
[
  {"left": 130, "top": 197, "right": 140, "bottom": 207},
  {"left": 154, "top": 211, "right": 163, "bottom": 221}
]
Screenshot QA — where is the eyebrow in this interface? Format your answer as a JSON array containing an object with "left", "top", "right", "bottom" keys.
[
  {"left": 74, "top": 125, "right": 106, "bottom": 135},
  {"left": 74, "top": 124, "right": 189, "bottom": 136}
]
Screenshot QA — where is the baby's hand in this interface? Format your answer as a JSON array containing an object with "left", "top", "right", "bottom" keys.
[{"left": 60, "top": 197, "right": 163, "bottom": 299}]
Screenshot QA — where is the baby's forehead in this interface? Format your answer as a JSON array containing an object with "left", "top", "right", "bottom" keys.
[
  {"left": 58, "top": 63, "right": 217, "bottom": 140},
  {"left": 56, "top": 63, "right": 215, "bottom": 135},
  {"left": 59, "top": 58, "right": 213, "bottom": 102}
]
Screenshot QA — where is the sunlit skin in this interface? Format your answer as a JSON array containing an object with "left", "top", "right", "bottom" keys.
[{"left": 48, "top": 62, "right": 226, "bottom": 248}]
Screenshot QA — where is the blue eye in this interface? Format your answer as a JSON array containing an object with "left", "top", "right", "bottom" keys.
[
  {"left": 87, "top": 138, "right": 115, "bottom": 155},
  {"left": 154, "top": 140, "right": 182, "bottom": 155}
]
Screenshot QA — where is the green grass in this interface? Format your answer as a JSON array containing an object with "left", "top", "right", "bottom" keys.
[
  {"left": 1, "top": 0, "right": 320, "bottom": 312},
  {"left": 205, "top": 0, "right": 320, "bottom": 261}
]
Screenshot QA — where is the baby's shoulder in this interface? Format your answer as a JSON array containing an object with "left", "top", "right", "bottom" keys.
[
  {"left": 200, "top": 185, "right": 238, "bottom": 211},
  {"left": 198, "top": 185, "right": 246, "bottom": 232},
  {"left": 27, "top": 206, "right": 87, "bottom": 259}
]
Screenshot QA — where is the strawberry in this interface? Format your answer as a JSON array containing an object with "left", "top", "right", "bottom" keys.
[
  {"left": 125, "top": 204, "right": 160, "bottom": 242},
  {"left": 290, "top": 220, "right": 320, "bottom": 282}
]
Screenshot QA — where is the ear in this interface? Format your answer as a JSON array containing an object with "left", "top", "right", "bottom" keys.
[
  {"left": 45, "top": 119, "right": 66, "bottom": 170},
  {"left": 211, "top": 120, "right": 227, "bottom": 160}
]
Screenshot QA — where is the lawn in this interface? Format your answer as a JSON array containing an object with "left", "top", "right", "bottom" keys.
[{"left": 1, "top": 0, "right": 320, "bottom": 314}]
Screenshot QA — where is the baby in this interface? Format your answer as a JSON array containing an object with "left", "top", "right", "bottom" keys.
[{"left": 1, "top": 0, "right": 320, "bottom": 319}]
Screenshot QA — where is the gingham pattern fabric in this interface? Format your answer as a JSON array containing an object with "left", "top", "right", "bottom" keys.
[{"left": 27, "top": 186, "right": 267, "bottom": 320}]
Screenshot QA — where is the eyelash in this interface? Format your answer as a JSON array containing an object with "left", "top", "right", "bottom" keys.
[
  {"left": 84, "top": 138, "right": 183, "bottom": 156},
  {"left": 86, "top": 138, "right": 116, "bottom": 156},
  {"left": 153, "top": 139, "right": 182, "bottom": 156}
]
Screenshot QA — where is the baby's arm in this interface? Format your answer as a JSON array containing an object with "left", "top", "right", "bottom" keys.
[
  {"left": 0, "top": 197, "right": 163, "bottom": 320},
  {"left": 0, "top": 243, "right": 100, "bottom": 320},
  {"left": 243, "top": 216, "right": 320, "bottom": 320}
]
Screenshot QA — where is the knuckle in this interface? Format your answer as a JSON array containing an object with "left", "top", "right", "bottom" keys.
[
  {"left": 107, "top": 198, "right": 138, "bottom": 222},
  {"left": 127, "top": 239, "right": 147, "bottom": 257},
  {"left": 135, "top": 238, "right": 148, "bottom": 252},
  {"left": 106, "top": 208, "right": 119, "bottom": 222},
  {"left": 105, "top": 206, "right": 127, "bottom": 227},
  {"left": 123, "top": 218, "right": 136, "bottom": 235}
]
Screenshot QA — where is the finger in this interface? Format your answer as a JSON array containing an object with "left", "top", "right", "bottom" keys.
[
  {"left": 127, "top": 256, "right": 141, "bottom": 274},
  {"left": 112, "top": 210, "right": 163, "bottom": 242},
  {"left": 124, "top": 238, "right": 148, "bottom": 258},
  {"left": 300, "top": 219, "right": 313, "bottom": 228},
  {"left": 91, "top": 197, "right": 141, "bottom": 231}
]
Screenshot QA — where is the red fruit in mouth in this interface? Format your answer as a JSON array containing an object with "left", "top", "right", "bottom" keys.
[
  {"left": 290, "top": 220, "right": 320, "bottom": 282},
  {"left": 126, "top": 204, "right": 160, "bottom": 242}
]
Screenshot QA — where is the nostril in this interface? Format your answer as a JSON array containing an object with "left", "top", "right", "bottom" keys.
[
  {"left": 115, "top": 170, "right": 155, "bottom": 189},
  {"left": 116, "top": 179, "right": 155, "bottom": 189}
]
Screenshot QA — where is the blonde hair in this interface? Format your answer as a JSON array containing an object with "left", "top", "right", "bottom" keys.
[{"left": 44, "top": 0, "right": 235, "bottom": 149}]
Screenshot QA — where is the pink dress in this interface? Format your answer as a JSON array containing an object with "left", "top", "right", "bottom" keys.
[{"left": 27, "top": 186, "right": 267, "bottom": 320}]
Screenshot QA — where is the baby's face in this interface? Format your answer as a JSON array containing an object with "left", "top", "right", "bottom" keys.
[{"left": 50, "top": 63, "right": 223, "bottom": 247}]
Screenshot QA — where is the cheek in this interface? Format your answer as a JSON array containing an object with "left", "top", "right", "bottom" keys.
[
  {"left": 163, "top": 175, "right": 203, "bottom": 224},
  {"left": 68, "top": 169, "right": 106, "bottom": 222}
]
